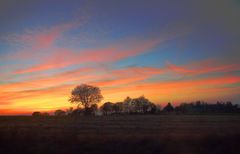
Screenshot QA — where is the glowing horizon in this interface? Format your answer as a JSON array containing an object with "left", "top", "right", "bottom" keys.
[{"left": 0, "top": 0, "right": 240, "bottom": 115}]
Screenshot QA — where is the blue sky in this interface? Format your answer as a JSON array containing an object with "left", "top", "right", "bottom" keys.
[{"left": 0, "top": 0, "right": 239, "bottom": 114}]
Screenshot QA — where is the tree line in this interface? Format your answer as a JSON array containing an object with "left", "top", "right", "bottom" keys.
[{"left": 32, "top": 84, "right": 240, "bottom": 117}]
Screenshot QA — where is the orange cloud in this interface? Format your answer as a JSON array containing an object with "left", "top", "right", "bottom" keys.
[
  {"left": 0, "top": 66, "right": 164, "bottom": 114},
  {"left": 1, "top": 72, "right": 239, "bottom": 115},
  {"left": 102, "top": 75, "right": 240, "bottom": 104}
]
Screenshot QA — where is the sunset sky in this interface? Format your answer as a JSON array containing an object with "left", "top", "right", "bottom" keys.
[{"left": 0, "top": 0, "right": 240, "bottom": 115}]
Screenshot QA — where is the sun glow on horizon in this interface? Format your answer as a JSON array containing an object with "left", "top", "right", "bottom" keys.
[{"left": 0, "top": 0, "right": 240, "bottom": 115}]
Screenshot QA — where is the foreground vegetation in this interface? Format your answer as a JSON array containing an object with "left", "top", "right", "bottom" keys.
[{"left": 0, "top": 115, "right": 240, "bottom": 154}]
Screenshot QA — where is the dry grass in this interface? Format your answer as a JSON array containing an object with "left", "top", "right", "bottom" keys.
[{"left": 0, "top": 115, "right": 240, "bottom": 154}]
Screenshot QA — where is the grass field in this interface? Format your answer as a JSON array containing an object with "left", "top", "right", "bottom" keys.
[{"left": 0, "top": 115, "right": 240, "bottom": 154}]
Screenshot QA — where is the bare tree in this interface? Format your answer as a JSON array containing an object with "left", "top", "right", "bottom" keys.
[{"left": 69, "top": 84, "right": 103, "bottom": 110}]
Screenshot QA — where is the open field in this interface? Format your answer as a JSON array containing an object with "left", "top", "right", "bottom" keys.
[{"left": 0, "top": 115, "right": 240, "bottom": 154}]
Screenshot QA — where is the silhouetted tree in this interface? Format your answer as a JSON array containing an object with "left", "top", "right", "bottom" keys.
[
  {"left": 113, "top": 102, "right": 124, "bottom": 114},
  {"left": 71, "top": 108, "right": 84, "bottom": 116},
  {"left": 123, "top": 96, "right": 132, "bottom": 113},
  {"left": 69, "top": 84, "right": 103, "bottom": 112},
  {"left": 101, "top": 102, "right": 114, "bottom": 115},
  {"left": 90, "top": 104, "right": 98, "bottom": 112},
  {"left": 32, "top": 112, "right": 50, "bottom": 117},
  {"left": 42, "top": 112, "right": 50, "bottom": 116},
  {"left": 131, "top": 96, "right": 153, "bottom": 113},
  {"left": 175, "top": 103, "right": 194, "bottom": 113},
  {"left": 155, "top": 104, "right": 161, "bottom": 114},
  {"left": 32, "top": 111, "right": 41, "bottom": 117},
  {"left": 175, "top": 101, "right": 239, "bottom": 114},
  {"left": 66, "top": 107, "right": 74, "bottom": 116},
  {"left": 85, "top": 104, "right": 98, "bottom": 115},
  {"left": 54, "top": 109, "right": 66, "bottom": 116},
  {"left": 163, "top": 103, "right": 174, "bottom": 112},
  {"left": 149, "top": 103, "right": 157, "bottom": 114}
]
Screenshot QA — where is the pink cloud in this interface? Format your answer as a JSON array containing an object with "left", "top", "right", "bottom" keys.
[
  {"left": 15, "top": 38, "right": 162, "bottom": 74},
  {"left": 1, "top": 66, "right": 164, "bottom": 96},
  {"left": 1, "top": 67, "right": 95, "bottom": 92},
  {"left": 166, "top": 59, "right": 240, "bottom": 75},
  {"left": 91, "top": 67, "right": 164, "bottom": 87},
  {"left": 1, "top": 20, "right": 83, "bottom": 61}
]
